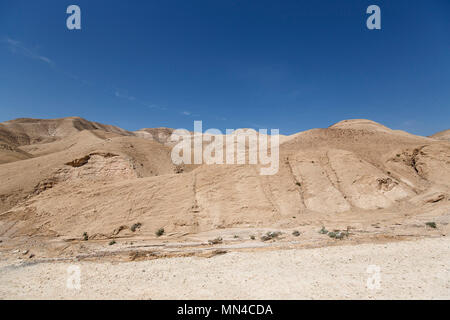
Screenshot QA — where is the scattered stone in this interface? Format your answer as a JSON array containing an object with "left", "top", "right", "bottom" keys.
[
  {"left": 65, "top": 155, "right": 91, "bottom": 167},
  {"left": 261, "top": 231, "right": 281, "bottom": 242},
  {"left": 208, "top": 237, "right": 223, "bottom": 245},
  {"left": 425, "top": 194, "right": 445, "bottom": 204},
  {"left": 203, "top": 249, "right": 227, "bottom": 258}
]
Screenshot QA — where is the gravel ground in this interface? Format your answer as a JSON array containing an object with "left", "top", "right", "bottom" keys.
[{"left": 0, "top": 237, "right": 449, "bottom": 300}]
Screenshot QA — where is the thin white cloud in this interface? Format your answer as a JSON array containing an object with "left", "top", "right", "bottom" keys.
[
  {"left": 145, "top": 103, "right": 166, "bottom": 110},
  {"left": 115, "top": 90, "right": 168, "bottom": 112},
  {"left": 2, "top": 36, "right": 54, "bottom": 66},
  {"left": 5, "top": 38, "right": 19, "bottom": 46},
  {"left": 2, "top": 37, "right": 221, "bottom": 121},
  {"left": 401, "top": 119, "right": 417, "bottom": 127},
  {"left": 114, "top": 90, "right": 136, "bottom": 101}
]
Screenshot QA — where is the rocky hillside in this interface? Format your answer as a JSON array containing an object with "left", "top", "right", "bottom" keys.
[{"left": 0, "top": 117, "right": 448, "bottom": 242}]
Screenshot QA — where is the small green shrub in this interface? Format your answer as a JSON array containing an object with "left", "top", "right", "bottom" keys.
[
  {"left": 82, "top": 232, "right": 88, "bottom": 241},
  {"left": 426, "top": 222, "right": 437, "bottom": 229},
  {"left": 328, "top": 230, "right": 348, "bottom": 240},
  {"left": 250, "top": 235, "right": 255, "bottom": 240},
  {"left": 319, "top": 227, "right": 328, "bottom": 234},
  {"left": 261, "top": 231, "right": 281, "bottom": 241},
  {"left": 155, "top": 228, "right": 165, "bottom": 237},
  {"left": 109, "top": 240, "right": 116, "bottom": 246},
  {"left": 292, "top": 230, "right": 301, "bottom": 237},
  {"left": 131, "top": 222, "right": 142, "bottom": 232}
]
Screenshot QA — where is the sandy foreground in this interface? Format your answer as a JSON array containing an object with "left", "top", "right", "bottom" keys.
[{"left": 0, "top": 237, "right": 449, "bottom": 300}]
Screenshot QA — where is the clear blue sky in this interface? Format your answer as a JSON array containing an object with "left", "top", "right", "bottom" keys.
[{"left": 0, "top": 0, "right": 449, "bottom": 135}]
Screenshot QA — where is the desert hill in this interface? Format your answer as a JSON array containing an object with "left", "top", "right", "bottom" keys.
[
  {"left": 133, "top": 127, "right": 175, "bottom": 144},
  {"left": 0, "top": 117, "right": 132, "bottom": 145},
  {"left": 0, "top": 140, "right": 33, "bottom": 164},
  {"left": 0, "top": 117, "right": 135, "bottom": 164},
  {"left": 431, "top": 129, "right": 450, "bottom": 141},
  {"left": 0, "top": 117, "right": 449, "bottom": 253}
]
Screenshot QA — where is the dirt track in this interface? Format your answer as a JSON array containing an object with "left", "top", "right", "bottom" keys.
[{"left": 1, "top": 237, "right": 449, "bottom": 300}]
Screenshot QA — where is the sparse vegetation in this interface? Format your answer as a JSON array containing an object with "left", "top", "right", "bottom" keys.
[
  {"left": 131, "top": 222, "right": 142, "bottom": 232},
  {"left": 233, "top": 235, "right": 239, "bottom": 239},
  {"left": 327, "top": 230, "right": 349, "bottom": 240},
  {"left": 250, "top": 235, "right": 255, "bottom": 240},
  {"left": 319, "top": 226, "right": 349, "bottom": 240},
  {"left": 208, "top": 237, "right": 223, "bottom": 245},
  {"left": 292, "top": 230, "right": 301, "bottom": 237},
  {"left": 82, "top": 232, "right": 88, "bottom": 241},
  {"left": 426, "top": 222, "right": 437, "bottom": 229},
  {"left": 109, "top": 240, "right": 116, "bottom": 245},
  {"left": 155, "top": 228, "right": 165, "bottom": 237},
  {"left": 260, "top": 231, "right": 282, "bottom": 241}
]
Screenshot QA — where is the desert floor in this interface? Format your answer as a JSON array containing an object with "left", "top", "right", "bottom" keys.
[{"left": 1, "top": 237, "right": 449, "bottom": 300}]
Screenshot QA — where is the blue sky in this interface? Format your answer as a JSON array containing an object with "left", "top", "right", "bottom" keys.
[{"left": 0, "top": 0, "right": 449, "bottom": 135}]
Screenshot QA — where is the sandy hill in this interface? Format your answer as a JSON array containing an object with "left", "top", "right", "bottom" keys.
[
  {"left": 0, "top": 141, "right": 33, "bottom": 164},
  {"left": 0, "top": 116, "right": 132, "bottom": 147},
  {"left": 329, "top": 119, "right": 393, "bottom": 132},
  {"left": 133, "top": 128, "right": 175, "bottom": 144},
  {"left": 0, "top": 117, "right": 449, "bottom": 247},
  {"left": 0, "top": 117, "right": 136, "bottom": 163},
  {"left": 431, "top": 129, "right": 450, "bottom": 141}
]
